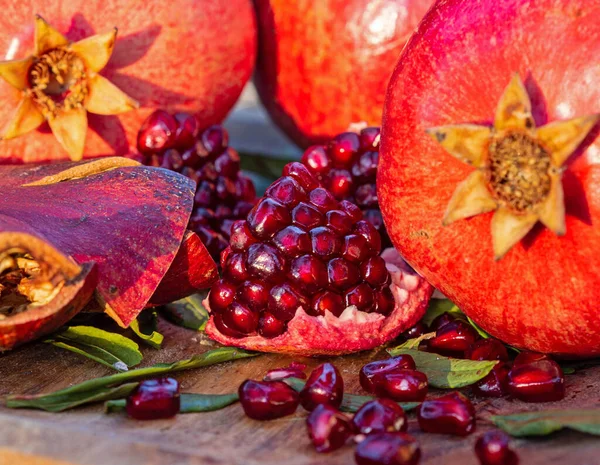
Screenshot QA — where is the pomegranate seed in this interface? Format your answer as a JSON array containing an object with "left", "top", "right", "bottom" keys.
[
  {"left": 375, "top": 288, "right": 395, "bottom": 315},
  {"left": 288, "top": 255, "right": 328, "bottom": 293},
  {"left": 512, "top": 352, "right": 550, "bottom": 366},
  {"left": 355, "top": 432, "right": 421, "bottom": 465},
  {"left": 181, "top": 147, "right": 201, "bottom": 168},
  {"left": 236, "top": 280, "right": 269, "bottom": 312},
  {"left": 326, "top": 210, "right": 353, "bottom": 235},
  {"left": 208, "top": 280, "right": 236, "bottom": 311},
  {"left": 264, "top": 363, "right": 307, "bottom": 382},
  {"left": 214, "top": 150, "right": 241, "bottom": 179},
  {"left": 200, "top": 125, "right": 228, "bottom": 156},
  {"left": 310, "top": 226, "right": 342, "bottom": 258},
  {"left": 352, "top": 152, "right": 379, "bottom": 180},
  {"left": 328, "top": 169, "right": 354, "bottom": 199},
  {"left": 229, "top": 220, "right": 258, "bottom": 252},
  {"left": 430, "top": 312, "right": 456, "bottom": 331},
  {"left": 428, "top": 319, "right": 478, "bottom": 355},
  {"left": 418, "top": 392, "right": 476, "bottom": 436},
  {"left": 340, "top": 200, "right": 363, "bottom": 222},
  {"left": 352, "top": 399, "right": 407, "bottom": 435},
  {"left": 360, "top": 356, "right": 417, "bottom": 393},
  {"left": 329, "top": 132, "right": 360, "bottom": 166},
  {"left": 472, "top": 363, "right": 510, "bottom": 398},
  {"left": 467, "top": 339, "right": 509, "bottom": 361},
  {"left": 309, "top": 187, "right": 340, "bottom": 213},
  {"left": 403, "top": 322, "right": 429, "bottom": 339},
  {"left": 310, "top": 290, "right": 345, "bottom": 317},
  {"left": 258, "top": 313, "right": 286, "bottom": 338},
  {"left": 273, "top": 225, "right": 311, "bottom": 258},
  {"left": 328, "top": 257, "right": 361, "bottom": 290},
  {"left": 126, "top": 378, "right": 180, "bottom": 420},
  {"left": 223, "top": 252, "right": 249, "bottom": 282},
  {"left": 343, "top": 234, "right": 372, "bottom": 263},
  {"left": 238, "top": 380, "right": 299, "bottom": 420},
  {"left": 247, "top": 198, "right": 291, "bottom": 239},
  {"left": 507, "top": 359, "right": 565, "bottom": 402},
  {"left": 213, "top": 312, "right": 245, "bottom": 338},
  {"left": 372, "top": 370, "right": 428, "bottom": 402},
  {"left": 162, "top": 149, "right": 183, "bottom": 171},
  {"left": 307, "top": 404, "right": 355, "bottom": 453},
  {"left": 292, "top": 202, "right": 324, "bottom": 229},
  {"left": 268, "top": 283, "right": 304, "bottom": 321},
  {"left": 222, "top": 301, "right": 258, "bottom": 335},
  {"left": 245, "top": 243, "right": 286, "bottom": 281},
  {"left": 236, "top": 175, "right": 257, "bottom": 202},
  {"left": 354, "top": 220, "right": 382, "bottom": 253},
  {"left": 173, "top": 112, "right": 198, "bottom": 149},
  {"left": 475, "top": 430, "right": 519, "bottom": 465},
  {"left": 300, "top": 363, "right": 344, "bottom": 411},
  {"left": 302, "top": 145, "right": 331, "bottom": 175},
  {"left": 283, "top": 162, "right": 318, "bottom": 190},
  {"left": 361, "top": 256, "right": 389, "bottom": 287},
  {"left": 265, "top": 176, "right": 306, "bottom": 207},
  {"left": 137, "top": 110, "right": 177, "bottom": 154},
  {"left": 355, "top": 184, "right": 378, "bottom": 208},
  {"left": 346, "top": 283, "right": 376, "bottom": 313},
  {"left": 360, "top": 127, "right": 381, "bottom": 151}
]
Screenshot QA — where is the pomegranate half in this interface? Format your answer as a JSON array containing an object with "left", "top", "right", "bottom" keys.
[{"left": 379, "top": 0, "right": 600, "bottom": 357}]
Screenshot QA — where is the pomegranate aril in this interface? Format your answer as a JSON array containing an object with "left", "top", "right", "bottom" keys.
[
  {"left": 360, "top": 356, "right": 417, "bottom": 393},
  {"left": 430, "top": 312, "right": 456, "bottom": 331},
  {"left": 247, "top": 198, "right": 291, "bottom": 239},
  {"left": 223, "top": 252, "right": 250, "bottom": 282},
  {"left": 475, "top": 430, "right": 519, "bottom": 465},
  {"left": 375, "top": 288, "right": 395, "bottom": 316},
  {"left": 292, "top": 202, "right": 324, "bottom": 229},
  {"left": 137, "top": 110, "right": 177, "bottom": 154},
  {"left": 309, "top": 187, "right": 340, "bottom": 213},
  {"left": 328, "top": 257, "right": 361, "bottom": 291},
  {"left": 352, "top": 151, "right": 379, "bottom": 180},
  {"left": 343, "top": 234, "right": 372, "bottom": 263},
  {"left": 340, "top": 200, "right": 363, "bottom": 222},
  {"left": 229, "top": 220, "right": 257, "bottom": 252},
  {"left": 307, "top": 404, "right": 354, "bottom": 453},
  {"left": 209, "top": 280, "right": 236, "bottom": 311},
  {"left": 302, "top": 145, "right": 331, "bottom": 175},
  {"left": 264, "top": 363, "right": 307, "bottom": 382},
  {"left": 288, "top": 255, "right": 328, "bottom": 293},
  {"left": 238, "top": 380, "right": 299, "bottom": 420},
  {"left": 346, "top": 283, "right": 375, "bottom": 313},
  {"left": 355, "top": 184, "right": 378, "bottom": 208},
  {"left": 215, "top": 176, "right": 236, "bottom": 200},
  {"left": 361, "top": 256, "right": 390, "bottom": 287},
  {"left": 428, "top": 319, "right": 478, "bottom": 354},
  {"left": 328, "top": 169, "right": 354, "bottom": 199},
  {"left": 222, "top": 302, "right": 258, "bottom": 335},
  {"left": 268, "top": 283, "right": 304, "bottom": 321},
  {"left": 472, "top": 363, "right": 510, "bottom": 398},
  {"left": 372, "top": 369, "right": 428, "bottom": 402},
  {"left": 163, "top": 149, "right": 183, "bottom": 171},
  {"left": 354, "top": 220, "right": 382, "bottom": 253},
  {"left": 214, "top": 150, "right": 240, "bottom": 178},
  {"left": 258, "top": 313, "right": 286, "bottom": 338},
  {"left": 236, "top": 280, "right": 269, "bottom": 312},
  {"left": 352, "top": 399, "right": 407, "bottom": 435},
  {"left": 236, "top": 175, "right": 257, "bottom": 202},
  {"left": 173, "top": 112, "right": 198, "bottom": 149},
  {"left": 329, "top": 132, "right": 360, "bottom": 166},
  {"left": 195, "top": 181, "right": 216, "bottom": 207},
  {"left": 300, "top": 362, "right": 344, "bottom": 411},
  {"left": 214, "top": 312, "right": 246, "bottom": 338},
  {"left": 507, "top": 359, "right": 565, "bottom": 402},
  {"left": 265, "top": 176, "right": 306, "bottom": 207},
  {"left": 403, "top": 322, "right": 429, "bottom": 339},
  {"left": 310, "top": 226, "right": 342, "bottom": 259},
  {"left": 245, "top": 243, "right": 286, "bottom": 280},
  {"left": 273, "top": 226, "right": 311, "bottom": 258},
  {"left": 310, "top": 290, "right": 345, "bottom": 317},
  {"left": 355, "top": 432, "right": 421, "bottom": 465},
  {"left": 417, "top": 391, "right": 476, "bottom": 436},
  {"left": 283, "top": 162, "right": 319, "bottom": 190},
  {"left": 360, "top": 127, "right": 381, "bottom": 151},
  {"left": 200, "top": 125, "right": 228, "bottom": 156},
  {"left": 512, "top": 351, "right": 550, "bottom": 366},
  {"left": 326, "top": 210, "right": 353, "bottom": 235},
  {"left": 126, "top": 378, "right": 180, "bottom": 420},
  {"left": 467, "top": 339, "right": 509, "bottom": 361}
]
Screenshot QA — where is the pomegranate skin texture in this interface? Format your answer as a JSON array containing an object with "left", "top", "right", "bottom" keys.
[
  {"left": 253, "top": 0, "right": 433, "bottom": 148},
  {"left": 0, "top": 0, "right": 256, "bottom": 163},
  {"left": 379, "top": 0, "right": 600, "bottom": 357}
]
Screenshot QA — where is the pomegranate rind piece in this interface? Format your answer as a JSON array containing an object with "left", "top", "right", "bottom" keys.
[{"left": 204, "top": 248, "right": 433, "bottom": 355}]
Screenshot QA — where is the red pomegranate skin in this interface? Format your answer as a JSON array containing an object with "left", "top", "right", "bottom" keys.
[
  {"left": 0, "top": 0, "right": 256, "bottom": 163},
  {"left": 253, "top": 0, "right": 433, "bottom": 148},
  {"left": 379, "top": 0, "right": 600, "bottom": 357}
]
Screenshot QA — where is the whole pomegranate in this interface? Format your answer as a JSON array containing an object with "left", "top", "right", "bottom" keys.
[
  {"left": 253, "top": 0, "right": 433, "bottom": 148},
  {"left": 0, "top": 0, "right": 256, "bottom": 163},
  {"left": 379, "top": 0, "right": 600, "bottom": 357}
]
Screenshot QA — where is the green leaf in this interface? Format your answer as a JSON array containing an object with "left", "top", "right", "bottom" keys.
[
  {"left": 466, "top": 316, "right": 492, "bottom": 339},
  {"left": 161, "top": 294, "right": 209, "bottom": 331},
  {"left": 239, "top": 153, "right": 293, "bottom": 181},
  {"left": 105, "top": 393, "right": 239, "bottom": 414},
  {"left": 130, "top": 310, "right": 164, "bottom": 349},
  {"left": 6, "top": 347, "right": 258, "bottom": 412},
  {"left": 492, "top": 409, "right": 600, "bottom": 437},
  {"left": 45, "top": 326, "right": 143, "bottom": 371},
  {"left": 422, "top": 299, "right": 463, "bottom": 327},
  {"left": 388, "top": 341, "right": 497, "bottom": 389},
  {"left": 283, "top": 378, "right": 419, "bottom": 413}
]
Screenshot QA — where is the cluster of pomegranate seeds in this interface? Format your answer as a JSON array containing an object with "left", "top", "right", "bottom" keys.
[
  {"left": 135, "top": 110, "right": 257, "bottom": 260},
  {"left": 238, "top": 379, "right": 300, "bottom": 420},
  {"left": 301, "top": 128, "right": 391, "bottom": 248},
  {"left": 209, "top": 162, "right": 394, "bottom": 338},
  {"left": 355, "top": 432, "right": 421, "bottom": 465},
  {"left": 417, "top": 391, "right": 476, "bottom": 436},
  {"left": 307, "top": 404, "right": 355, "bottom": 452},
  {"left": 126, "top": 378, "right": 180, "bottom": 420},
  {"left": 475, "top": 431, "right": 519, "bottom": 465},
  {"left": 360, "top": 355, "right": 428, "bottom": 402}
]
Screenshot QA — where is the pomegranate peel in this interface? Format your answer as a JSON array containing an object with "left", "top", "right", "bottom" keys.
[{"left": 0, "top": 232, "right": 97, "bottom": 350}]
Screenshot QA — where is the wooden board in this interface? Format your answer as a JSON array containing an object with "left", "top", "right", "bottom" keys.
[{"left": 0, "top": 317, "right": 599, "bottom": 465}]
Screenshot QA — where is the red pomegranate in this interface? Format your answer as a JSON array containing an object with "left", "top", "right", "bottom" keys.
[
  {"left": 253, "top": 0, "right": 433, "bottom": 148},
  {"left": 379, "top": 0, "right": 600, "bottom": 357},
  {"left": 0, "top": 0, "right": 256, "bottom": 163}
]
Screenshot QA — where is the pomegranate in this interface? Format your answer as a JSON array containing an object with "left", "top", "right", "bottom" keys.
[
  {"left": 238, "top": 379, "right": 300, "bottom": 420},
  {"left": 379, "top": 0, "right": 600, "bottom": 357},
  {"left": 0, "top": 0, "right": 256, "bottom": 163},
  {"left": 427, "top": 319, "right": 478, "bottom": 356},
  {"left": 360, "top": 355, "right": 416, "bottom": 393},
  {"left": 507, "top": 359, "right": 565, "bottom": 402},
  {"left": 126, "top": 378, "right": 180, "bottom": 420},
  {"left": 352, "top": 399, "right": 407, "bottom": 435},
  {"left": 134, "top": 111, "right": 257, "bottom": 261},
  {"left": 253, "top": 0, "right": 433, "bottom": 148},
  {"left": 475, "top": 431, "right": 519, "bottom": 465},
  {"left": 300, "top": 363, "right": 344, "bottom": 411},
  {"left": 306, "top": 404, "right": 355, "bottom": 453},
  {"left": 354, "top": 432, "right": 421, "bottom": 465},
  {"left": 204, "top": 163, "right": 433, "bottom": 355},
  {"left": 417, "top": 392, "right": 476, "bottom": 436}
]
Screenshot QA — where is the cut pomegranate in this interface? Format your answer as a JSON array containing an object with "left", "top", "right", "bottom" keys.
[
  {"left": 507, "top": 360, "right": 565, "bottom": 402},
  {"left": 428, "top": 319, "right": 478, "bottom": 355},
  {"left": 360, "top": 356, "right": 417, "bottom": 393},
  {"left": 264, "top": 362, "right": 308, "bottom": 382},
  {"left": 372, "top": 370, "right": 428, "bottom": 402},
  {"left": 352, "top": 399, "right": 407, "bottom": 435},
  {"left": 417, "top": 392, "right": 476, "bottom": 436},
  {"left": 475, "top": 430, "right": 519, "bottom": 465},
  {"left": 306, "top": 404, "right": 355, "bottom": 453},
  {"left": 135, "top": 111, "right": 257, "bottom": 261},
  {"left": 300, "top": 363, "right": 344, "bottom": 411},
  {"left": 238, "top": 379, "right": 299, "bottom": 420},
  {"left": 126, "top": 378, "right": 180, "bottom": 420},
  {"left": 354, "top": 432, "right": 421, "bottom": 465},
  {"left": 467, "top": 339, "right": 509, "bottom": 361},
  {"left": 204, "top": 163, "right": 434, "bottom": 355},
  {"left": 472, "top": 363, "right": 510, "bottom": 398}
]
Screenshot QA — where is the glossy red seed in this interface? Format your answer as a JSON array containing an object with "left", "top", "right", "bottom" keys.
[
  {"left": 238, "top": 380, "right": 299, "bottom": 420},
  {"left": 215, "top": 176, "right": 237, "bottom": 200},
  {"left": 472, "top": 363, "right": 510, "bottom": 398},
  {"left": 512, "top": 352, "right": 550, "bottom": 366},
  {"left": 507, "top": 360, "right": 565, "bottom": 402},
  {"left": 302, "top": 145, "right": 331, "bottom": 175},
  {"left": 329, "top": 132, "right": 360, "bottom": 166},
  {"left": 327, "top": 257, "right": 361, "bottom": 291},
  {"left": 475, "top": 430, "right": 519, "bottom": 465},
  {"left": 208, "top": 280, "right": 236, "bottom": 311},
  {"left": 309, "top": 187, "right": 340, "bottom": 213},
  {"left": 354, "top": 220, "right": 382, "bottom": 253},
  {"left": 288, "top": 255, "right": 328, "bottom": 293},
  {"left": 307, "top": 404, "right": 355, "bottom": 453},
  {"left": 273, "top": 225, "right": 311, "bottom": 257},
  {"left": 403, "top": 322, "right": 429, "bottom": 339},
  {"left": 215, "top": 150, "right": 241, "bottom": 179},
  {"left": 292, "top": 202, "right": 324, "bottom": 229},
  {"left": 283, "top": 162, "right": 319, "bottom": 190},
  {"left": 430, "top": 312, "right": 456, "bottom": 331},
  {"left": 343, "top": 234, "right": 372, "bottom": 263},
  {"left": 229, "top": 220, "right": 258, "bottom": 252},
  {"left": 137, "top": 110, "right": 177, "bottom": 154},
  {"left": 264, "top": 363, "right": 307, "bottom": 382},
  {"left": 428, "top": 319, "right": 478, "bottom": 354},
  {"left": 360, "top": 127, "right": 381, "bottom": 151},
  {"left": 375, "top": 288, "right": 395, "bottom": 316},
  {"left": 268, "top": 283, "right": 304, "bottom": 321},
  {"left": 213, "top": 312, "right": 246, "bottom": 338},
  {"left": 236, "top": 280, "right": 269, "bottom": 312},
  {"left": 328, "top": 169, "right": 354, "bottom": 199},
  {"left": 223, "top": 252, "right": 249, "bottom": 282},
  {"left": 300, "top": 363, "right": 344, "bottom": 411},
  {"left": 352, "top": 399, "right": 407, "bottom": 435},
  {"left": 340, "top": 200, "right": 363, "bottom": 222},
  {"left": 181, "top": 148, "right": 201, "bottom": 168},
  {"left": 265, "top": 176, "right": 306, "bottom": 207},
  {"left": 222, "top": 301, "right": 259, "bottom": 334},
  {"left": 310, "top": 226, "right": 342, "bottom": 259},
  {"left": 162, "top": 149, "right": 183, "bottom": 171},
  {"left": 355, "top": 432, "right": 421, "bottom": 465},
  {"left": 355, "top": 184, "right": 378, "bottom": 208},
  {"left": 346, "top": 283, "right": 376, "bottom": 312},
  {"left": 194, "top": 181, "right": 216, "bottom": 207},
  {"left": 126, "top": 378, "right": 180, "bottom": 420},
  {"left": 173, "top": 112, "right": 198, "bottom": 149},
  {"left": 200, "top": 125, "right": 228, "bottom": 156},
  {"left": 467, "top": 339, "right": 509, "bottom": 361},
  {"left": 245, "top": 243, "right": 286, "bottom": 281},
  {"left": 417, "top": 392, "right": 476, "bottom": 436},
  {"left": 372, "top": 370, "right": 428, "bottom": 402},
  {"left": 326, "top": 210, "right": 353, "bottom": 235},
  {"left": 309, "top": 290, "right": 345, "bottom": 317},
  {"left": 352, "top": 151, "right": 379, "bottom": 181},
  {"left": 359, "top": 356, "right": 417, "bottom": 393},
  {"left": 258, "top": 313, "right": 287, "bottom": 338},
  {"left": 247, "top": 198, "right": 291, "bottom": 239},
  {"left": 361, "top": 256, "right": 390, "bottom": 287}
]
